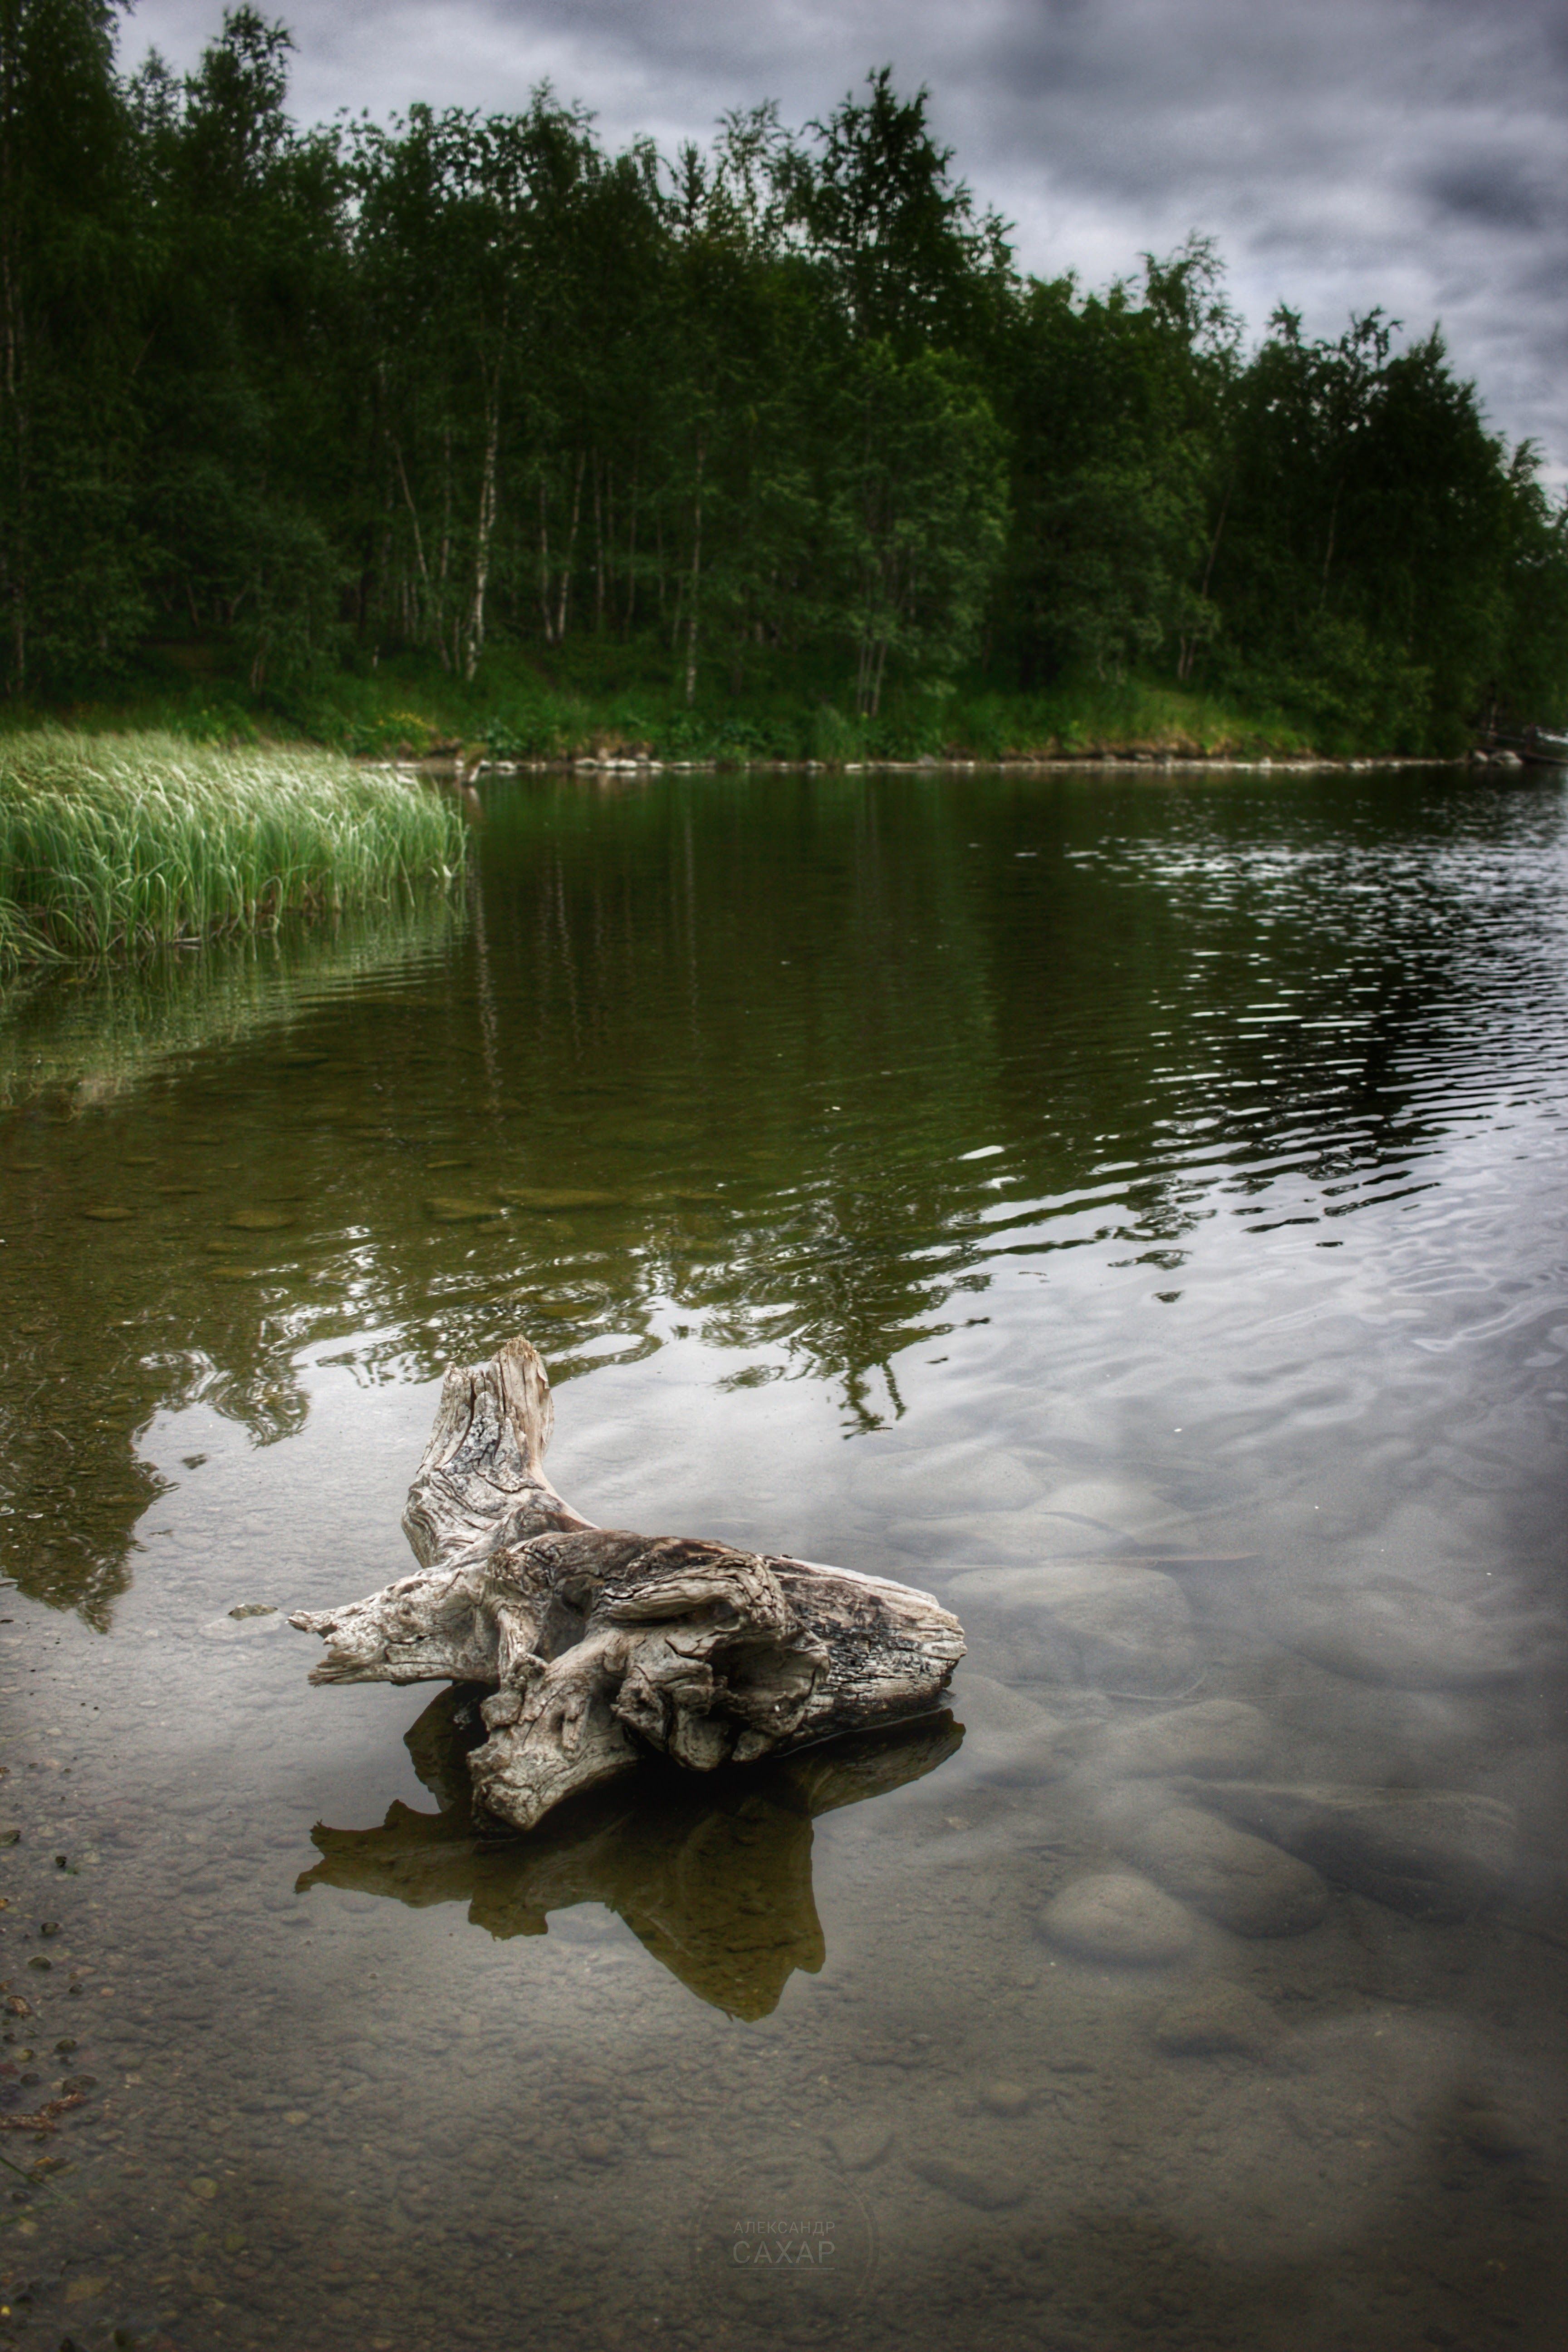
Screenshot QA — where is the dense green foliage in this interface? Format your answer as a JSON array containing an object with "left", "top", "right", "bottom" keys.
[
  {"left": 4, "top": 3, "right": 1566, "bottom": 752},
  {"left": 0, "top": 731, "right": 466, "bottom": 969}
]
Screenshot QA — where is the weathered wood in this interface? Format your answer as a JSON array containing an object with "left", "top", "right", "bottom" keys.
[
  {"left": 402, "top": 1338, "right": 594, "bottom": 1567},
  {"left": 292, "top": 1336, "right": 965, "bottom": 1832}
]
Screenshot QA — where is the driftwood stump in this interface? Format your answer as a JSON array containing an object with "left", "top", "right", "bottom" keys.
[{"left": 291, "top": 1337, "right": 965, "bottom": 1832}]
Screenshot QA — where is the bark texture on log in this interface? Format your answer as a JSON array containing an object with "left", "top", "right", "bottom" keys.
[{"left": 292, "top": 1336, "right": 965, "bottom": 1831}]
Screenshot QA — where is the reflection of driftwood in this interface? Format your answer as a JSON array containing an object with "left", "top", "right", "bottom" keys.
[
  {"left": 292, "top": 1337, "right": 965, "bottom": 1832},
  {"left": 299, "top": 1687, "right": 961, "bottom": 2016}
]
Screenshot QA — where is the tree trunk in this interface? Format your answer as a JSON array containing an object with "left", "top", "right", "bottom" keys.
[
  {"left": 1199, "top": 477, "right": 1231, "bottom": 603},
  {"left": 593, "top": 452, "right": 605, "bottom": 633},
  {"left": 1180, "top": 478, "right": 1232, "bottom": 682},
  {"left": 871, "top": 631, "right": 890, "bottom": 718},
  {"left": 392, "top": 436, "right": 448, "bottom": 674},
  {"left": 464, "top": 389, "right": 500, "bottom": 682},
  {"left": 623, "top": 459, "right": 639, "bottom": 633},
  {"left": 292, "top": 1336, "right": 966, "bottom": 1833},
  {"left": 1320, "top": 480, "right": 1341, "bottom": 602},
  {"left": 685, "top": 433, "right": 705, "bottom": 706},
  {"left": 555, "top": 451, "right": 584, "bottom": 644},
  {"left": 436, "top": 422, "right": 455, "bottom": 669},
  {"left": 538, "top": 478, "right": 553, "bottom": 646}
]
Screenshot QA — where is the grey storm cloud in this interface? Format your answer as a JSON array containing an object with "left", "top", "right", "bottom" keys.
[{"left": 129, "top": 0, "right": 1568, "bottom": 474}]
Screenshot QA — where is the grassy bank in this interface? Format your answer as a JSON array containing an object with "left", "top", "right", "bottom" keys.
[
  {"left": 19, "top": 647, "right": 1332, "bottom": 767},
  {"left": 0, "top": 732, "right": 468, "bottom": 975},
  {"left": 469, "top": 675, "right": 1322, "bottom": 769}
]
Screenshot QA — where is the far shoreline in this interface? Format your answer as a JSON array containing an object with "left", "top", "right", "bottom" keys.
[{"left": 397, "top": 750, "right": 1472, "bottom": 780}]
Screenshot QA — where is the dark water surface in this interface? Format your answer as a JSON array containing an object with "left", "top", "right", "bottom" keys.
[{"left": 1, "top": 764, "right": 1566, "bottom": 2352}]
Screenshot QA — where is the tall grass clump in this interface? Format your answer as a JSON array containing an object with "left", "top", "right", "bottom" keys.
[{"left": 0, "top": 731, "right": 467, "bottom": 973}]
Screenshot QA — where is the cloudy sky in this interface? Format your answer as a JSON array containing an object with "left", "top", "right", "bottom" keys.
[{"left": 127, "top": 0, "right": 1568, "bottom": 477}]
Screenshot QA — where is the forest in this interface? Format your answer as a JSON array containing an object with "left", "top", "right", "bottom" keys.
[{"left": 4, "top": 0, "right": 1568, "bottom": 757}]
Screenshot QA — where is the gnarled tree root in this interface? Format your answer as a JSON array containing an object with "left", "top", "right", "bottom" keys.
[{"left": 291, "top": 1336, "right": 965, "bottom": 1831}]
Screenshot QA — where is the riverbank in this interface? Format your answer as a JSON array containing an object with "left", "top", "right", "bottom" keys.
[
  {"left": 10, "top": 661, "right": 1362, "bottom": 767},
  {"left": 0, "top": 732, "right": 467, "bottom": 975},
  {"left": 453, "top": 748, "right": 1444, "bottom": 779}
]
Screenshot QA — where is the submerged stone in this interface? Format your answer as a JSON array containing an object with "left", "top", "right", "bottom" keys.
[
  {"left": 1174, "top": 1780, "right": 1518, "bottom": 1920},
  {"left": 912, "top": 2155, "right": 1025, "bottom": 2210},
  {"left": 1266, "top": 1576, "right": 1528, "bottom": 1689},
  {"left": 825, "top": 2117, "right": 894, "bottom": 2170},
  {"left": 1091, "top": 1697, "right": 1269, "bottom": 1780},
  {"left": 1040, "top": 1869, "right": 1197, "bottom": 1965},
  {"left": 1111, "top": 1798, "right": 1329, "bottom": 1937},
  {"left": 948, "top": 1561, "right": 1197, "bottom": 1697},
  {"left": 201, "top": 1610, "right": 288, "bottom": 1641},
  {"left": 495, "top": 1186, "right": 620, "bottom": 1209},
  {"left": 1151, "top": 1979, "right": 1285, "bottom": 2061},
  {"left": 953, "top": 1673, "right": 1084, "bottom": 1784},
  {"left": 1458, "top": 2101, "right": 1536, "bottom": 2161}
]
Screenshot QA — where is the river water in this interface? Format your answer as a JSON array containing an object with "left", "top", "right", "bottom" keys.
[{"left": 0, "top": 763, "right": 1565, "bottom": 2352}]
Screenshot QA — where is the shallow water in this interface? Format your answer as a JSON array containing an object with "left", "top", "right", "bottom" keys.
[{"left": 1, "top": 764, "right": 1566, "bottom": 2352}]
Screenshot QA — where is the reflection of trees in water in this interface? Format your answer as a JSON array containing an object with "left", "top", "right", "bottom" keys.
[
  {"left": 0, "top": 903, "right": 467, "bottom": 1622},
  {"left": 297, "top": 1687, "right": 961, "bottom": 2019},
  {"left": 3, "top": 770, "right": 1553, "bottom": 1618}
]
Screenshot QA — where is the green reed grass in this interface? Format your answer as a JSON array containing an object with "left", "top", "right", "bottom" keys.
[{"left": 0, "top": 731, "right": 467, "bottom": 972}]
